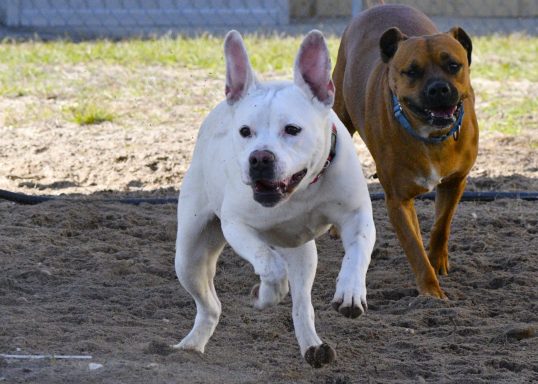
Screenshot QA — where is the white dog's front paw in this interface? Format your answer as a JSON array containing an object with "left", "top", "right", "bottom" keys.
[
  {"left": 250, "top": 250, "right": 288, "bottom": 309},
  {"left": 304, "top": 342, "right": 336, "bottom": 368},
  {"left": 331, "top": 273, "right": 367, "bottom": 318},
  {"left": 173, "top": 337, "right": 205, "bottom": 353},
  {"left": 250, "top": 277, "right": 289, "bottom": 309}
]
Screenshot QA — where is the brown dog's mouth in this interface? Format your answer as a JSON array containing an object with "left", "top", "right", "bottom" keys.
[
  {"left": 252, "top": 169, "right": 307, "bottom": 207},
  {"left": 428, "top": 105, "right": 458, "bottom": 119},
  {"left": 406, "top": 99, "right": 462, "bottom": 128}
]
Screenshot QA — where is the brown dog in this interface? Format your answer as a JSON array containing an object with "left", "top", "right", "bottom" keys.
[{"left": 332, "top": 4, "right": 479, "bottom": 298}]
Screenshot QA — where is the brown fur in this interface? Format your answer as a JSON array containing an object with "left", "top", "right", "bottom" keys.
[{"left": 332, "top": 4, "right": 479, "bottom": 298}]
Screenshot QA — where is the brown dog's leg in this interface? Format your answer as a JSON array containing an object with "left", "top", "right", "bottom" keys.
[
  {"left": 428, "top": 177, "right": 467, "bottom": 275},
  {"left": 386, "top": 196, "right": 446, "bottom": 298}
]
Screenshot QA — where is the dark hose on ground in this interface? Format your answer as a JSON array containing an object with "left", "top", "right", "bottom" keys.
[{"left": 0, "top": 189, "right": 537, "bottom": 206}]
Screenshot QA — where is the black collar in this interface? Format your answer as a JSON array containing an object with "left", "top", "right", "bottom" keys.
[{"left": 310, "top": 124, "right": 337, "bottom": 184}]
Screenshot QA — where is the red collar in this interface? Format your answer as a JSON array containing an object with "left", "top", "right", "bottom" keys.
[{"left": 310, "top": 124, "right": 337, "bottom": 184}]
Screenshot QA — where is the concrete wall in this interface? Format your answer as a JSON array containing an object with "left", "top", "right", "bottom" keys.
[
  {"left": 1, "top": 0, "right": 289, "bottom": 28},
  {"left": 291, "top": 0, "right": 352, "bottom": 18},
  {"left": 290, "top": 0, "right": 538, "bottom": 18},
  {"left": 389, "top": 0, "right": 538, "bottom": 17}
]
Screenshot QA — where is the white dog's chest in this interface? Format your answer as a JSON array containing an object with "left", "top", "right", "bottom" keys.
[
  {"left": 226, "top": 203, "right": 331, "bottom": 248},
  {"left": 258, "top": 221, "right": 331, "bottom": 248}
]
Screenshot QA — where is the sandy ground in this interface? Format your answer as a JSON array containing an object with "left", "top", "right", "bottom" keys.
[
  {"left": 1, "top": 196, "right": 537, "bottom": 383},
  {"left": 0, "top": 65, "right": 537, "bottom": 383}
]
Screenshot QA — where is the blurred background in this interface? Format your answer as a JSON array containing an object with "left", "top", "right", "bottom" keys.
[{"left": 0, "top": 0, "right": 536, "bottom": 40}]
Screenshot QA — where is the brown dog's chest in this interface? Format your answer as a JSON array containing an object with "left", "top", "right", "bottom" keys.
[
  {"left": 375, "top": 131, "right": 476, "bottom": 197},
  {"left": 413, "top": 164, "right": 443, "bottom": 192}
]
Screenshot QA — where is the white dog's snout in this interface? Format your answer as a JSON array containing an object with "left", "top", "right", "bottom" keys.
[{"left": 249, "top": 150, "right": 276, "bottom": 169}]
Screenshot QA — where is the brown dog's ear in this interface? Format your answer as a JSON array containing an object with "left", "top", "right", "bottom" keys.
[
  {"left": 448, "top": 27, "right": 472, "bottom": 66},
  {"left": 379, "top": 27, "right": 407, "bottom": 63}
]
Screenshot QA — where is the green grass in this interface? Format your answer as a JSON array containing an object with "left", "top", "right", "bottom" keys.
[
  {"left": 0, "top": 34, "right": 536, "bottom": 134},
  {"left": 67, "top": 102, "right": 115, "bottom": 125},
  {"left": 479, "top": 95, "right": 538, "bottom": 135},
  {"left": 472, "top": 34, "right": 538, "bottom": 82},
  {"left": 0, "top": 34, "right": 535, "bottom": 84},
  {"left": 0, "top": 34, "right": 535, "bottom": 80},
  {"left": 0, "top": 35, "right": 313, "bottom": 73}
]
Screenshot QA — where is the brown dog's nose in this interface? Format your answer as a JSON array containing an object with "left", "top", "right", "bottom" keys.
[
  {"left": 425, "top": 80, "right": 451, "bottom": 101},
  {"left": 249, "top": 150, "right": 275, "bottom": 168}
]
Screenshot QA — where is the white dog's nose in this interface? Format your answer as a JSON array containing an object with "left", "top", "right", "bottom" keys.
[
  {"left": 249, "top": 150, "right": 275, "bottom": 169},
  {"left": 249, "top": 150, "right": 276, "bottom": 182}
]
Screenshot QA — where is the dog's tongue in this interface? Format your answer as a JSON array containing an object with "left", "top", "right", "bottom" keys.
[{"left": 430, "top": 105, "right": 457, "bottom": 118}]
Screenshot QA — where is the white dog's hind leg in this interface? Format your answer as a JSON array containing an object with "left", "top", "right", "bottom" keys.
[
  {"left": 331, "top": 207, "right": 376, "bottom": 318},
  {"left": 281, "top": 241, "right": 336, "bottom": 368},
  {"left": 222, "top": 222, "right": 288, "bottom": 309},
  {"left": 174, "top": 213, "right": 226, "bottom": 353}
]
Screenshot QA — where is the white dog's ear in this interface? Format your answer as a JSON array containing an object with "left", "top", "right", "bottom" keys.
[
  {"left": 224, "top": 30, "right": 256, "bottom": 105},
  {"left": 294, "top": 30, "right": 335, "bottom": 106}
]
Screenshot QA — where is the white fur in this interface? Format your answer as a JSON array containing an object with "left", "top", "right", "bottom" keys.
[
  {"left": 415, "top": 167, "right": 442, "bottom": 192},
  {"left": 173, "top": 30, "right": 375, "bottom": 363}
]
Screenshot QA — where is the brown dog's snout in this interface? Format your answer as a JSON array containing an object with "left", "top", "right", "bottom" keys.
[
  {"left": 424, "top": 80, "right": 457, "bottom": 106},
  {"left": 427, "top": 80, "right": 450, "bottom": 97},
  {"left": 249, "top": 150, "right": 276, "bottom": 180}
]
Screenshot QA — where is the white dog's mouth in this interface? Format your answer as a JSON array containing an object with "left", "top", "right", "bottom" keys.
[{"left": 252, "top": 169, "right": 307, "bottom": 207}]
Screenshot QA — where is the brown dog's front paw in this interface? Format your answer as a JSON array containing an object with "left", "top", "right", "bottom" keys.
[
  {"left": 424, "top": 289, "right": 447, "bottom": 300},
  {"left": 416, "top": 269, "right": 448, "bottom": 299},
  {"left": 304, "top": 343, "right": 336, "bottom": 368},
  {"left": 432, "top": 257, "right": 449, "bottom": 276},
  {"left": 429, "top": 253, "right": 450, "bottom": 276},
  {"left": 418, "top": 282, "right": 448, "bottom": 300},
  {"left": 436, "top": 262, "right": 449, "bottom": 276},
  {"left": 331, "top": 299, "right": 365, "bottom": 318}
]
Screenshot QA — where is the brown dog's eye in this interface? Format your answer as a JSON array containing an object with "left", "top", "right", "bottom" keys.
[
  {"left": 284, "top": 124, "right": 302, "bottom": 136},
  {"left": 239, "top": 126, "right": 252, "bottom": 138},
  {"left": 448, "top": 62, "right": 462, "bottom": 74},
  {"left": 402, "top": 67, "right": 423, "bottom": 79}
]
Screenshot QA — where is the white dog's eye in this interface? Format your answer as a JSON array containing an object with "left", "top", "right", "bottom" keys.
[
  {"left": 284, "top": 124, "right": 302, "bottom": 136},
  {"left": 239, "top": 126, "right": 252, "bottom": 138}
]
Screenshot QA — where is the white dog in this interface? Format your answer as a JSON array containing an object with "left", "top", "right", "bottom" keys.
[{"left": 174, "top": 30, "right": 375, "bottom": 368}]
